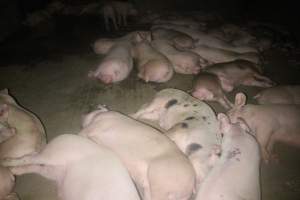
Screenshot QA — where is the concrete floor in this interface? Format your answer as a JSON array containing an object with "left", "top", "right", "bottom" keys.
[{"left": 0, "top": 15, "right": 300, "bottom": 200}]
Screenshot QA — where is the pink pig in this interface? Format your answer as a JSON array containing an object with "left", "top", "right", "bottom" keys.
[
  {"left": 192, "top": 72, "right": 233, "bottom": 109},
  {"left": 79, "top": 105, "right": 196, "bottom": 200},
  {"left": 254, "top": 85, "right": 300, "bottom": 105},
  {"left": 133, "top": 33, "right": 174, "bottom": 83},
  {"left": 151, "top": 39, "right": 201, "bottom": 74},
  {"left": 0, "top": 89, "right": 46, "bottom": 159},
  {"left": 88, "top": 41, "right": 133, "bottom": 84},
  {"left": 205, "top": 60, "right": 274, "bottom": 92},
  {"left": 1, "top": 134, "right": 140, "bottom": 200},
  {"left": 195, "top": 113, "right": 261, "bottom": 200},
  {"left": 227, "top": 92, "right": 300, "bottom": 163}
]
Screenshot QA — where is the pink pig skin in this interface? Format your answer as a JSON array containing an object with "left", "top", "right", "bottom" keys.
[
  {"left": 192, "top": 72, "right": 233, "bottom": 109},
  {"left": 133, "top": 33, "right": 174, "bottom": 83},
  {"left": 205, "top": 60, "right": 274, "bottom": 92},
  {"left": 195, "top": 113, "right": 260, "bottom": 200},
  {"left": 0, "top": 89, "right": 46, "bottom": 159},
  {"left": 151, "top": 39, "right": 201, "bottom": 74},
  {"left": 254, "top": 85, "right": 300, "bottom": 105},
  {"left": 88, "top": 41, "right": 133, "bottom": 84},
  {"left": 0, "top": 166, "right": 18, "bottom": 200},
  {"left": 79, "top": 105, "right": 196, "bottom": 200},
  {"left": 1, "top": 134, "right": 140, "bottom": 200},
  {"left": 227, "top": 93, "right": 300, "bottom": 163}
]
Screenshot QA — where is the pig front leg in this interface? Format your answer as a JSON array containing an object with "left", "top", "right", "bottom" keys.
[
  {"left": 103, "top": 15, "right": 110, "bottom": 31},
  {"left": 3, "top": 193, "right": 19, "bottom": 200},
  {"left": 111, "top": 15, "right": 119, "bottom": 30},
  {"left": 122, "top": 13, "right": 127, "bottom": 26},
  {"left": 219, "top": 96, "right": 233, "bottom": 109},
  {"left": 243, "top": 74, "right": 276, "bottom": 88},
  {"left": 0, "top": 126, "right": 16, "bottom": 143}
]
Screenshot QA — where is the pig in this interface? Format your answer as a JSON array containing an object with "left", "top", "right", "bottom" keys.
[
  {"left": 133, "top": 33, "right": 174, "bottom": 83},
  {"left": 152, "top": 18, "right": 202, "bottom": 30},
  {"left": 151, "top": 27, "right": 195, "bottom": 49},
  {"left": 151, "top": 24, "right": 258, "bottom": 53},
  {"left": 0, "top": 166, "right": 18, "bottom": 200},
  {"left": 254, "top": 85, "right": 300, "bottom": 105},
  {"left": 0, "top": 121, "right": 16, "bottom": 144},
  {"left": 221, "top": 24, "right": 258, "bottom": 47},
  {"left": 93, "top": 38, "right": 116, "bottom": 55},
  {"left": 79, "top": 105, "right": 196, "bottom": 200},
  {"left": 190, "top": 45, "right": 261, "bottom": 65},
  {"left": 93, "top": 31, "right": 151, "bottom": 55},
  {"left": 132, "top": 88, "right": 221, "bottom": 186},
  {"left": 227, "top": 92, "right": 300, "bottom": 163},
  {"left": 101, "top": 4, "right": 118, "bottom": 31},
  {"left": 151, "top": 39, "right": 201, "bottom": 74},
  {"left": 195, "top": 113, "right": 261, "bottom": 200},
  {"left": 0, "top": 89, "right": 46, "bottom": 159},
  {"left": 110, "top": 1, "right": 138, "bottom": 27},
  {"left": 88, "top": 40, "right": 133, "bottom": 84},
  {"left": 192, "top": 72, "right": 233, "bottom": 109},
  {"left": 204, "top": 60, "right": 274, "bottom": 92},
  {"left": 1, "top": 134, "right": 140, "bottom": 200}
]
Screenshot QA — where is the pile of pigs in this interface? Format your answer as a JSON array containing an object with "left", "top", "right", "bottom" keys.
[{"left": 1, "top": 4, "right": 300, "bottom": 200}]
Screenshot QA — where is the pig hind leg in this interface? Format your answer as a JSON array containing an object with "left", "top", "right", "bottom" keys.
[{"left": 9, "top": 164, "right": 62, "bottom": 181}]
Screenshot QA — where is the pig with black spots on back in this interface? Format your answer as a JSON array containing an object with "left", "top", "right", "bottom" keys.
[{"left": 132, "top": 88, "right": 221, "bottom": 186}]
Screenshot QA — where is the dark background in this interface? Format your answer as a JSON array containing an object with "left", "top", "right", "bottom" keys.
[{"left": 1, "top": 0, "right": 299, "bottom": 41}]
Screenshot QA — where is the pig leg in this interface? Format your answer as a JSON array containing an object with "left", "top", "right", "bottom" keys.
[
  {"left": 111, "top": 15, "right": 119, "bottom": 30},
  {"left": 256, "top": 132, "right": 272, "bottom": 163},
  {"left": 4, "top": 193, "right": 19, "bottom": 200},
  {"left": 122, "top": 13, "right": 127, "bottom": 26},
  {"left": 131, "top": 99, "right": 166, "bottom": 120},
  {"left": 242, "top": 74, "right": 275, "bottom": 88},
  {"left": 266, "top": 135, "right": 280, "bottom": 163},
  {"left": 104, "top": 15, "right": 110, "bottom": 31},
  {"left": 9, "top": 164, "right": 61, "bottom": 181},
  {"left": 219, "top": 95, "right": 233, "bottom": 109},
  {"left": 0, "top": 127, "right": 16, "bottom": 143}
]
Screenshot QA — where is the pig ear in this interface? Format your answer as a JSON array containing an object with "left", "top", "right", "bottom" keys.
[
  {"left": 0, "top": 104, "right": 9, "bottom": 121},
  {"left": 234, "top": 93, "right": 247, "bottom": 107},
  {"left": 0, "top": 88, "right": 9, "bottom": 94},
  {"left": 217, "top": 113, "right": 230, "bottom": 133}
]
